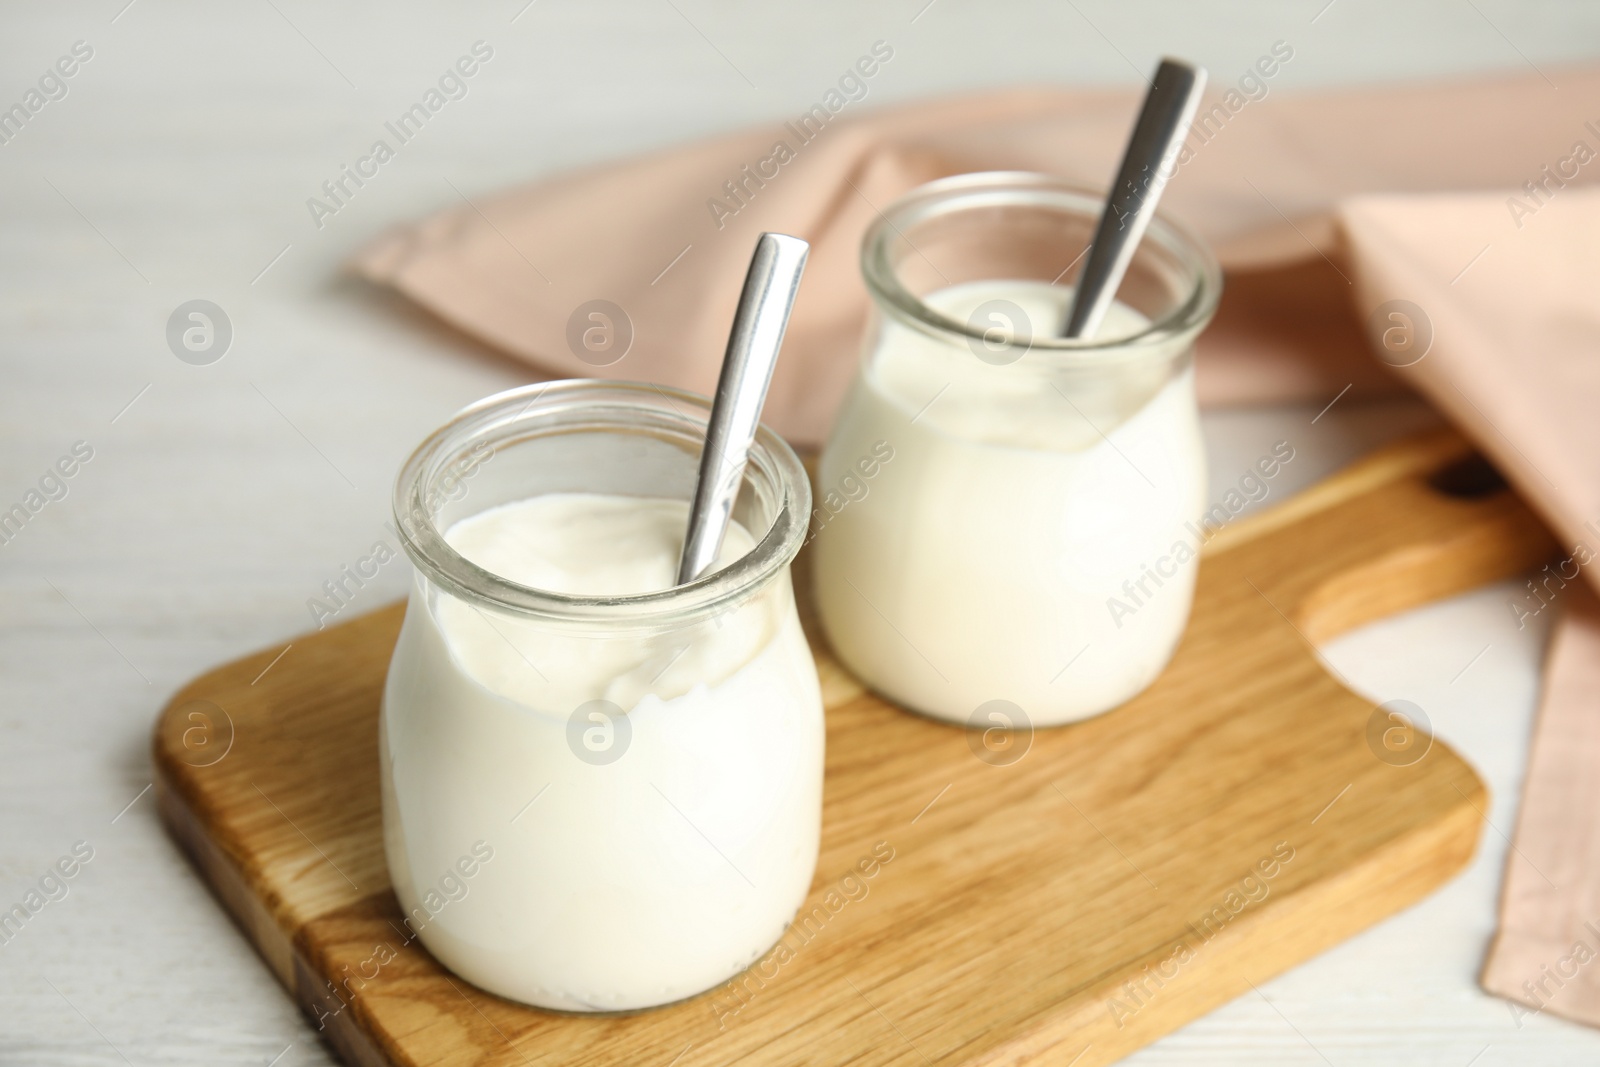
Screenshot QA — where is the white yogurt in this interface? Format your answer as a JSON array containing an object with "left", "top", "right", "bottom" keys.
[
  {"left": 813, "top": 279, "right": 1206, "bottom": 726},
  {"left": 381, "top": 493, "right": 824, "bottom": 1011}
]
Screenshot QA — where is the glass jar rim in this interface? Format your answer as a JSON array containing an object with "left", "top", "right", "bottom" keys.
[
  {"left": 860, "top": 170, "right": 1223, "bottom": 358},
  {"left": 392, "top": 380, "right": 811, "bottom": 626}
]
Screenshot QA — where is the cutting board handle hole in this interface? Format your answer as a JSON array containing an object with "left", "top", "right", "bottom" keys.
[{"left": 1427, "top": 453, "right": 1507, "bottom": 500}]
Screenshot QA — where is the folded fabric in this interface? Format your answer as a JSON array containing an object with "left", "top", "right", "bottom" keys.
[
  {"left": 1338, "top": 186, "right": 1600, "bottom": 1029},
  {"left": 356, "top": 66, "right": 1600, "bottom": 1026},
  {"left": 1482, "top": 586, "right": 1600, "bottom": 1031}
]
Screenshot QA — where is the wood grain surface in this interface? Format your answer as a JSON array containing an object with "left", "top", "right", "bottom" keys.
[{"left": 152, "top": 429, "right": 1556, "bottom": 1067}]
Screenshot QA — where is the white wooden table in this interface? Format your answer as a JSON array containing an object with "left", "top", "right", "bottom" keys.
[{"left": 2, "top": 2, "right": 1597, "bottom": 1063}]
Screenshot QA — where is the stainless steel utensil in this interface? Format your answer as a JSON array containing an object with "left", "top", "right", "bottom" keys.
[
  {"left": 1063, "top": 58, "right": 1207, "bottom": 339},
  {"left": 677, "top": 232, "right": 810, "bottom": 584}
]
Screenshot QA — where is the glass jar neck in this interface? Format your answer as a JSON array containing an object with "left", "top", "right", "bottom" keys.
[
  {"left": 392, "top": 381, "right": 811, "bottom": 630},
  {"left": 860, "top": 171, "right": 1221, "bottom": 369}
]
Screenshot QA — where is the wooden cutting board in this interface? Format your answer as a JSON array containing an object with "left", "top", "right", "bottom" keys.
[{"left": 154, "top": 430, "right": 1555, "bottom": 1067}]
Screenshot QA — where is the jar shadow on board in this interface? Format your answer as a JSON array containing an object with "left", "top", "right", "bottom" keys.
[
  {"left": 812, "top": 171, "right": 1223, "bottom": 730},
  {"left": 382, "top": 381, "right": 824, "bottom": 1013}
]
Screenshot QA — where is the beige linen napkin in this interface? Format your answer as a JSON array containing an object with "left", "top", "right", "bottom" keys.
[{"left": 357, "top": 67, "right": 1600, "bottom": 1026}]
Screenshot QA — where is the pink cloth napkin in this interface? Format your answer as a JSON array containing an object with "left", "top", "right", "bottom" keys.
[
  {"left": 1338, "top": 186, "right": 1600, "bottom": 1028},
  {"left": 356, "top": 66, "right": 1600, "bottom": 1026}
]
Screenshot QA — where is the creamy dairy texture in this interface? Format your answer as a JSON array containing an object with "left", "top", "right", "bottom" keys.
[
  {"left": 814, "top": 279, "right": 1206, "bottom": 725},
  {"left": 381, "top": 493, "right": 823, "bottom": 1011}
]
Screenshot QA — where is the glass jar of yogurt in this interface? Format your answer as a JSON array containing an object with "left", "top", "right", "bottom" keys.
[
  {"left": 382, "top": 381, "right": 823, "bottom": 1012},
  {"left": 813, "top": 172, "right": 1221, "bottom": 728}
]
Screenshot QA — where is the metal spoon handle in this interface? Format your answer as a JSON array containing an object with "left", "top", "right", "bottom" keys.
[
  {"left": 1063, "top": 58, "right": 1207, "bottom": 339},
  {"left": 677, "top": 232, "right": 810, "bottom": 585}
]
